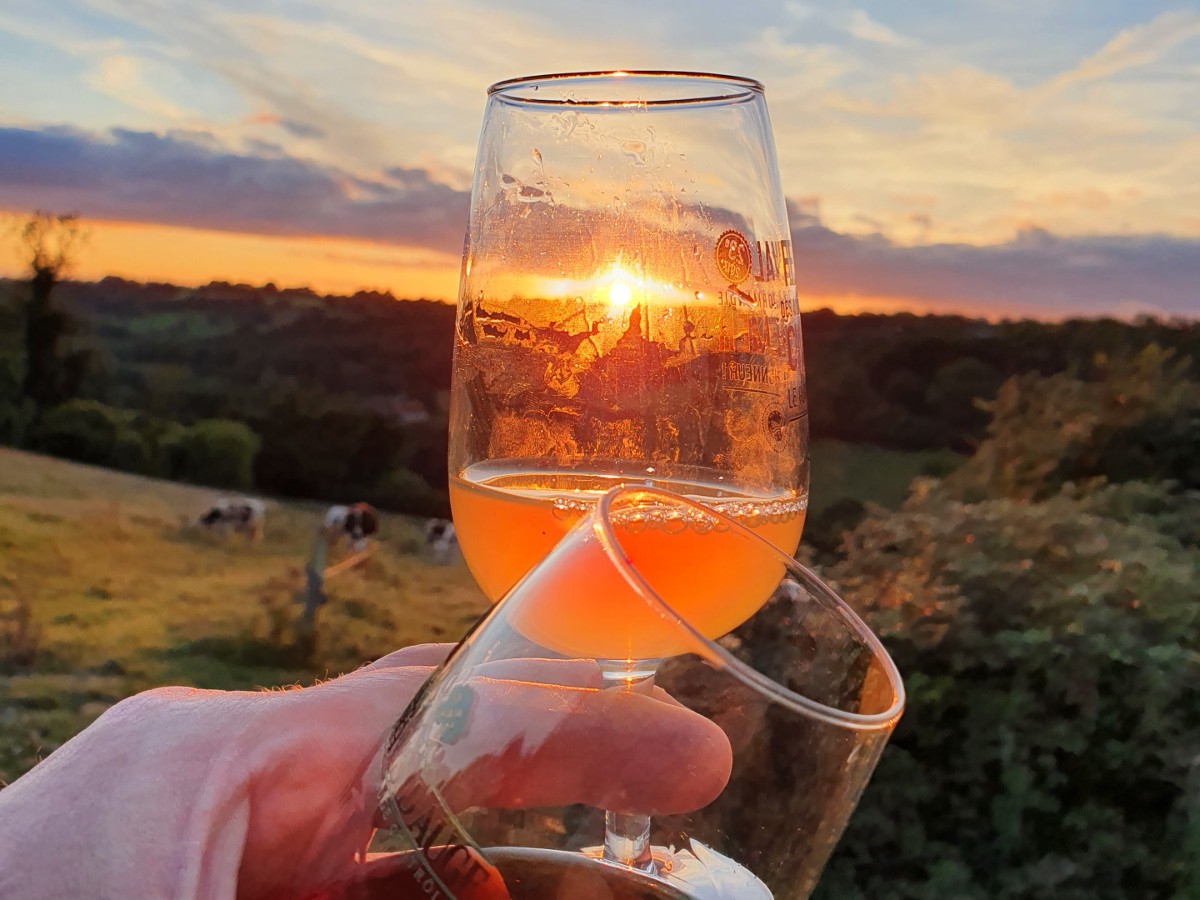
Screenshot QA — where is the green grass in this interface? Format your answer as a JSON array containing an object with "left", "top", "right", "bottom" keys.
[
  {"left": 0, "top": 447, "right": 489, "bottom": 785},
  {"left": 809, "top": 439, "right": 962, "bottom": 517}
]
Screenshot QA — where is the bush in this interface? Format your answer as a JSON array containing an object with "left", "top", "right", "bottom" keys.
[
  {"left": 0, "top": 355, "right": 32, "bottom": 446},
  {"left": 812, "top": 480, "right": 1200, "bottom": 899},
  {"left": 947, "top": 347, "right": 1200, "bottom": 502},
  {"left": 171, "top": 419, "right": 261, "bottom": 490},
  {"left": 25, "top": 399, "right": 169, "bottom": 476},
  {"left": 109, "top": 429, "right": 156, "bottom": 476},
  {"left": 374, "top": 467, "right": 448, "bottom": 518},
  {"left": 28, "top": 399, "right": 127, "bottom": 466},
  {"left": 804, "top": 496, "right": 867, "bottom": 559},
  {"left": 0, "top": 398, "right": 34, "bottom": 447}
]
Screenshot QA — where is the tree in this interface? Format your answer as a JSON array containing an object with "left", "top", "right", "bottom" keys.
[{"left": 13, "top": 212, "right": 90, "bottom": 409}]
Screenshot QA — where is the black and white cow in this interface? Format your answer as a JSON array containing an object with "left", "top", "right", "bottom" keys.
[
  {"left": 424, "top": 518, "right": 458, "bottom": 564},
  {"left": 197, "top": 497, "right": 265, "bottom": 542},
  {"left": 323, "top": 502, "right": 380, "bottom": 553}
]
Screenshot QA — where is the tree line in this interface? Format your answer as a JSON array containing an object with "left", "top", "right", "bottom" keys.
[{"left": 2, "top": 212, "right": 1198, "bottom": 518}]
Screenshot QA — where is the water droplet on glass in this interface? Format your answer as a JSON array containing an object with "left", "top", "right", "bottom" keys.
[{"left": 621, "top": 140, "right": 648, "bottom": 163}]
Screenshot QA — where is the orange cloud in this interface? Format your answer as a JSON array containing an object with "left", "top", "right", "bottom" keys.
[{"left": 0, "top": 219, "right": 462, "bottom": 300}]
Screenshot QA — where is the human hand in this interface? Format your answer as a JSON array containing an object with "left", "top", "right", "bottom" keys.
[{"left": 0, "top": 645, "right": 731, "bottom": 900}]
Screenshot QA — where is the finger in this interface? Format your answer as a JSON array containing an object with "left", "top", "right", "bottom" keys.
[
  {"left": 433, "top": 679, "right": 732, "bottom": 816},
  {"left": 363, "top": 643, "right": 456, "bottom": 671}
]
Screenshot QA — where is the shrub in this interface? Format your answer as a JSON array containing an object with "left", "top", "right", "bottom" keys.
[
  {"left": 947, "top": 347, "right": 1200, "bottom": 502},
  {"left": 0, "top": 398, "right": 34, "bottom": 447},
  {"left": 804, "top": 496, "right": 867, "bottom": 559},
  {"left": 374, "top": 467, "right": 448, "bottom": 518},
  {"left": 28, "top": 399, "right": 125, "bottom": 466},
  {"left": 109, "top": 429, "right": 156, "bottom": 476},
  {"left": 171, "top": 419, "right": 261, "bottom": 490},
  {"left": 25, "top": 399, "right": 170, "bottom": 476},
  {"left": 0, "top": 355, "right": 32, "bottom": 446},
  {"left": 811, "top": 480, "right": 1200, "bottom": 899}
]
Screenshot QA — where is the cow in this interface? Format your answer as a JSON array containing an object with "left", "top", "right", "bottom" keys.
[
  {"left": 196, "top": 497, "right": 265, "bottom": 543},
  {"left": 323, "top": 502, "right": 380, "bottom": 554},
  {"left": 424, "top": 518, "right": 459, "bottom": 564}
]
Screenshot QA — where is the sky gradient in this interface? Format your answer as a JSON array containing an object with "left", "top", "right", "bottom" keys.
[{"left": 1, "top": 0, "right": 1198, "bottom": 318}]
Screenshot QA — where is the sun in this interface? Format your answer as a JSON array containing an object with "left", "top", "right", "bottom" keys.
[{"left": 608, "top": 281, "right": 633, "bottom": 308}]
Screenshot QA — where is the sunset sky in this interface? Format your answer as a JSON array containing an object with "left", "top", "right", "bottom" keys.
[{"left": 1, "top": 0, "right": 1198, "bottom": 318}]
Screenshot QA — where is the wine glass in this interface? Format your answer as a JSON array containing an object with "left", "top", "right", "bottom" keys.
[
  {"left": 448, "top": 69, "right": 807, "bottom": 603},
  {"left": 447, "top": 70, "right": 808, "bottom": 864},
  {"left": 295, "top": 486, "right": 904, "bottom": 899}
]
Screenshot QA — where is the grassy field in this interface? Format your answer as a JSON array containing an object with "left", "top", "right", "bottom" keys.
[
  {"left": 0, "top": 448, "right": 490, "bottom": 785},
  {"left": 0, "top": 440, "right": 954, "bottom": 785}
]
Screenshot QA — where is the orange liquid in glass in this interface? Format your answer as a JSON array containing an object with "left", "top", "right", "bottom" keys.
[{"left": 449, "top": 462, "right": 805, "bottom": 654}]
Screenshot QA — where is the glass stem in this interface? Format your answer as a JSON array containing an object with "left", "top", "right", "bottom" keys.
[{"left": 598, "top": 659, "right": 660, "bottom": 872}]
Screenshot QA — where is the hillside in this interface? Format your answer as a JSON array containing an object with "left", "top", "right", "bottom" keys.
[{"left": 0, "top": 447, "right": 489, "bottom": 785}]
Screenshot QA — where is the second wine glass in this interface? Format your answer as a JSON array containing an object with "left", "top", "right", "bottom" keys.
[{"left": 447, "top": 70, "right": 808, "bottom": 867}]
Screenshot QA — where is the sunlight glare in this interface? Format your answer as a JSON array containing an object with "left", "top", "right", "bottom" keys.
[{"left": 608, "top": 281, "right": 633, "bottom": 308}]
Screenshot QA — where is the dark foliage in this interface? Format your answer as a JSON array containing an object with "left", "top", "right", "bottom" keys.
[
  {"left": 13, "top": 214, "right": 92, "bottom": 411},
  {"left": 813, "top": 361, "right": 1200, "bottom": 899}
]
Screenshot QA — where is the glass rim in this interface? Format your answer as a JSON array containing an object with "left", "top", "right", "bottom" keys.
[
  {"left": 593, "top": 486, "right": 906, "bottom": 732},
  {"left": 487, "top": 70, "right": 765, "bottom": 108}
]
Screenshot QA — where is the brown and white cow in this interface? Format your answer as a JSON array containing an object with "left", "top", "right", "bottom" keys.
[{"left": 322, "top": 502, "right": 380, "bottom": 554}]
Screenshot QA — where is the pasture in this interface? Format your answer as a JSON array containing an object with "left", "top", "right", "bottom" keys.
[{"left": 0, "top": 447, "right": 488, "bottom": 784}]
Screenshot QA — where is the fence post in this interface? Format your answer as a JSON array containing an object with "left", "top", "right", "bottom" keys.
[{"left": 298, "top": 533, "right": 327, "bottom": 634}]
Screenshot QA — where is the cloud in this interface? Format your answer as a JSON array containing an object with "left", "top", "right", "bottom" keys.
[
  {"left": 1048, "top": 10, "right": 1200, "bottom": 92},
  {"left": 789, "top": 201, "right": 1200, "bottom": 319},
  {"left": 0, "top": 125, "right": 468, "bottom": 253},
  {"left": 83, "top": 54, "right": 186, "bottom": 120},
  {"left": 0, "top": 124, "right": 1194, "bottom": 320},
  {"left": 845, "top": 9, "right": 914, "bottom": 48}
]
